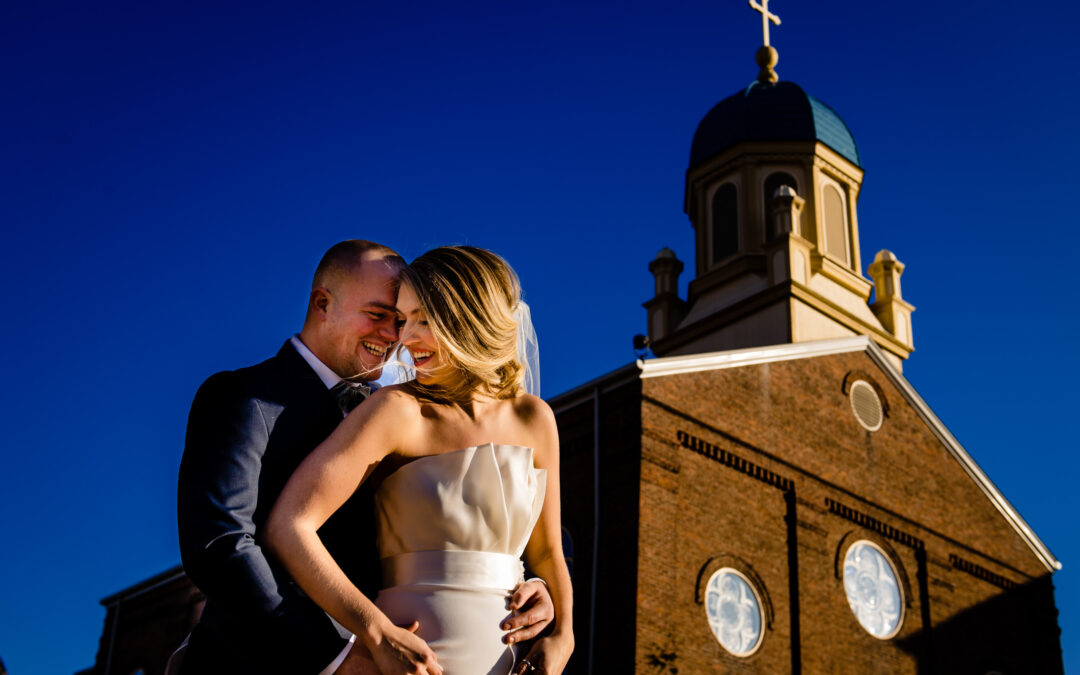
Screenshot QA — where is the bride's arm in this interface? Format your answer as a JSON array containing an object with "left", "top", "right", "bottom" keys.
[
  {"left": 265, "top": 389, "right": 443, "bottom": 675},
  {"left": 519, "top": 397, "right": 575, "bottom": 673}
]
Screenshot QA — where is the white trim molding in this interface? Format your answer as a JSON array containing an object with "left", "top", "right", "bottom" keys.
[
  {"left": 637, "top": 336, "right": 872, "bottom": 378},
  {"left": 637, "top": 336, "right": 1061, "bottom": 573}
]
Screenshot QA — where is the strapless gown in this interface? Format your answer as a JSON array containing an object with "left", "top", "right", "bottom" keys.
[{"left": 373, "top": 443, "right": 546, "bottom": 675}]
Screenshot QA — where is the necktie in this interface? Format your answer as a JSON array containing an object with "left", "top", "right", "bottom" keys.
[{"left": 330, "top": 380, "right": 372, "bottom": 416}]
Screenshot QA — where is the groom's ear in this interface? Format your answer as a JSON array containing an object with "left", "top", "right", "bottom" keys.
[{"left": 311, "top": 287, "right": 331, "bottom": 316}]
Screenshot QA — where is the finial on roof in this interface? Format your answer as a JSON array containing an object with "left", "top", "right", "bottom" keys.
[
  {"left": 756, "top": 45, "right": 779, "bottom": 84},
  {"left": 749, "top": 0, "right": 781, "bottom": 84},
  {"left": 868, "top": 249, "right": 915, "bottom": 351}
]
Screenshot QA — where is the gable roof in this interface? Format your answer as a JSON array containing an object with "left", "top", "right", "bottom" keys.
[{"left": 635, "top": 335, "right": 1061, "bottom": 573}]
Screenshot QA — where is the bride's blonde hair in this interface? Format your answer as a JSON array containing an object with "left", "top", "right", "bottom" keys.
[{"left": 399, "top": 246, "right": 524, "bottom": 402}]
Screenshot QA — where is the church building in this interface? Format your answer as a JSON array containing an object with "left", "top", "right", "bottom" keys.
[
  {"left": 550, "top": 7, "right": 1063, "bottom": 674},
  {"left": 77, "top": 5, "right": 1063, "bottom": 674}
]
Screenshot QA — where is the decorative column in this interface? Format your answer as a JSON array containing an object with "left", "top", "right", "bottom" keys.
[
  {"left": 868, "top": 249, "right": 915, "bottom": 349},
  {"left": 643, "top": 248, "right": 687, "bottom": 344},
  {"left": 765, "top": 185, "right": 813, "bottom": 286}
]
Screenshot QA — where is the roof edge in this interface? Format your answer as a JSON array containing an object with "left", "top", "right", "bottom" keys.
[
  {"left": 100, "top": 565, "right": 187, "bottom": 606},
  {"left": 861, "top": 340, "right": 1062, "bottom": 573},
  {"left": 636, "top": 337, "right": 1061, "bottom": 573},
  {"left": 637, "top": 336, "right": 873, "bottom": 378},
  {"left": 546, "top": 361, "right": 640, "bottom": 413}
]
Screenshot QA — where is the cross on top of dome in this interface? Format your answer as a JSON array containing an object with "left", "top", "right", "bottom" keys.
[{"left": 748, "top": 0, "right": 781, "bottom": 47}]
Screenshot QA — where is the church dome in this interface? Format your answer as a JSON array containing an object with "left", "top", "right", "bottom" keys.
[{"left": 689, "top": 80, "right": 861, "bottom": 169}]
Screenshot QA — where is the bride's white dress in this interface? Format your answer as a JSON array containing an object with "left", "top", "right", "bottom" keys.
[{"left": 373, "top": 443, "right": 546, "bottom": 674}]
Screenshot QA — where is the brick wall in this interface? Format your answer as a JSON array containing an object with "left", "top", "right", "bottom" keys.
[{"left": 626, "top": 350, "right": 1063, "bottom": 673}]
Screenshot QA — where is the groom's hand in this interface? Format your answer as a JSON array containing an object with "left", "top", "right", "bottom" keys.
[
  {"left": 334, "top": 642, "right": 379, "bottom": 675},
  {"left": 502, "top": 579, "right": 554, "bottom": 644}
]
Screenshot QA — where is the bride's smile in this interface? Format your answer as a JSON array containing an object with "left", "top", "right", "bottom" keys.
[{"left": 397, "top": 284, "right": 444, "bottom": 382}]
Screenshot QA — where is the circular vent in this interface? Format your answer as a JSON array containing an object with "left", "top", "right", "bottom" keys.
[{"left": 849, "top": 380, "right": 883, "bottom": 431}]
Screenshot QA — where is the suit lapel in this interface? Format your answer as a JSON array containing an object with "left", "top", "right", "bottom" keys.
[{"left": 272, "top": 341, "right": 340, "bottom": 415}]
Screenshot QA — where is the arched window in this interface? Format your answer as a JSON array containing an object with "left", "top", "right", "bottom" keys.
[
  {"left": 823, "top": 183, "right": 850, "bottom": 265},
  {"left": 763, "top": 172, "right": 797, "bottom": 240},
  {"left": 711, "top": 183, "right": 738, "bottom": 263}
]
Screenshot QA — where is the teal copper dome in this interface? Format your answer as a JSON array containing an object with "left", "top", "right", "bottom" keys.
[{"left": 689, "top": 80, "right": 860, "bottom": 169}]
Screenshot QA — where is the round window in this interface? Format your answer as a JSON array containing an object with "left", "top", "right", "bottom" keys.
[
  {"left": 849, "top": 380, "right": 883, "bottom": 431},
  {"left": 704, "top": 567, "right": 764, "bottom": 656},
  {"left": 842, "top": 540, "right": 904, "bottom": 638}
]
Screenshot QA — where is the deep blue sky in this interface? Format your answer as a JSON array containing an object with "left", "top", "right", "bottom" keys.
[{"left": 2, "top": 1, "right": 1077, "bottom": 672}]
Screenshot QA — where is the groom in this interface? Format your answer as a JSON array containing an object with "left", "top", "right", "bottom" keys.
[{"left": 176, "top": 240, "right": 553, "bottom": 674}]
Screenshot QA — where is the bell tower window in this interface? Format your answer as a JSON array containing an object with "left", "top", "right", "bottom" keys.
[
  {"left": 711, "top": 183, "right": 738, "bottom": 264},
  {"left": 822, "top": 181, "right": 850, "bottom": 266}
]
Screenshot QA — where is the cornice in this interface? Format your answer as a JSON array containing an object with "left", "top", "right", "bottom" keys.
[
  {"left": 812, "top": 144, "right": 864, "bottom": 184},
  {"left": 685, "top": 140, "right": 864, "bottom": 214},
  {"left": 639, "top": 335, "right": 872, "bottom": 378}
]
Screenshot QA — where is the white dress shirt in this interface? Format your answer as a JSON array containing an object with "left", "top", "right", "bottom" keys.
[{"left": 290, "top": 335, "right": 345, "bottom": 390}]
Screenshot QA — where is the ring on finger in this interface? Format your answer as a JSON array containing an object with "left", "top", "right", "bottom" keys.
[{"left": 520, "top": 658, "right": 538, "bottom": 673}]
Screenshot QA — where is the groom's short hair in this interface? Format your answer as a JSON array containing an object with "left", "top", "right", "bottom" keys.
[{"left": 312, "top": 240, "right": 404, "bottom": 289}]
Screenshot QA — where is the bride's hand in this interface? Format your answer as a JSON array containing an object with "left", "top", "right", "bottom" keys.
[
  {"left": 502, "top": 579, "right": 554, "bottom": 643},
  {"left": 368, "top": 621, "right": 443, "bottom": 675},
  {"left": 513, "top": 634, "right": 574, "bottom": 675}
]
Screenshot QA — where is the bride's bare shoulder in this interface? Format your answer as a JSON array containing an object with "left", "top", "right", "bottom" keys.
[
  {"left": 511, "top": 393, "right": 557, "bottom": 437},
  {"left": 362, "top": 383, "right": 412, "bottom": 404},
  {"left": 353, "top": 384, "right": 425, "bottom": 424}
]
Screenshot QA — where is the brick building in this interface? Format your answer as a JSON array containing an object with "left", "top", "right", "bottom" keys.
[
  {"left": 547, "top": 40, "right": 1063, "bottom": 675},
  {"left": 78, "top": 567, "right": 202, "bottom": 675},
  {"left": 79, "top": 35, "right": 1062, "bottom": 675},
  {"left": 552, "top": 338, "right": 1062, "bottom": 674}
]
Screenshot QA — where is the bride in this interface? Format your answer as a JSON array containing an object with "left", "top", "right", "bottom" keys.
[{"left": 266, "top": 246, "right": 574, "bottom": 675}]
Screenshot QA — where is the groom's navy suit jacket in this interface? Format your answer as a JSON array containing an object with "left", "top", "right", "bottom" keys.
[{"left": 177, "top": 342, "right": 381, "bottom": 674}]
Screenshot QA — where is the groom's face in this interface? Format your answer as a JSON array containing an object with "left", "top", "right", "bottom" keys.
[{"left": 322, "top": 255, "right": 401, "bottom": 380}]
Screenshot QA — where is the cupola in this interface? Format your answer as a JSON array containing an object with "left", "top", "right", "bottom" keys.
[{"left": 644, "top": 3, "right": 914, "bottom": 370}]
